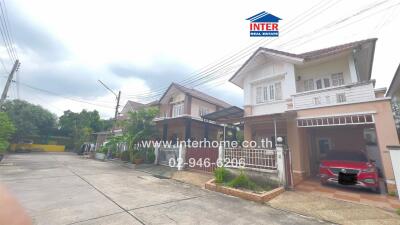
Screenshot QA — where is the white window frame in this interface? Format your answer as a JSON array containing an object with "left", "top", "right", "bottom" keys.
[
  {"left": 199, "top": 107, "right": 209, "bottom": 116},
  {"left": 304, "top": 79, "right": 314, "bottom": 91},
  {"left": 332, "top": 73, "right": 344, "bottom": 86},
  {"left": 172, "top": 103, "right": 184, "bottom": 117},
  {"left": 254, "top": 80, "right": 283, "bottom": 104}
]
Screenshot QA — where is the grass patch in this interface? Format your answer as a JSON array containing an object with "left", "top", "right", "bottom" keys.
[
  {"left": 396, "top": 208, "right": 400, "bottom": 216},
  {"left": 214, "top": 168, "right": 277, "bottom": 193}
]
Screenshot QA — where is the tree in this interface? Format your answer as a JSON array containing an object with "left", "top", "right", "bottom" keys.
[
  {"left": 2, "top": 100, "right": 56, "bottom": 142},
  {"left": 59, "top": 109, "right": 112, "bottom": 149},
  {"left": 124, "top": 107, "right": 159, "bottom": 150},
  {"left": 0, "top": 112, "right": 15, "bottom": 153}
]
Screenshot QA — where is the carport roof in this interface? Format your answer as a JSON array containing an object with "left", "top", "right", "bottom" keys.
[{"left": 201, "top": 106, "right": 244, "bottom": 123}]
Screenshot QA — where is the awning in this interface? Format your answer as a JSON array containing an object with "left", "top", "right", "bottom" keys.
[
  {"left": 201, "top": 106, "right": 244, "bottom": 124},
  {"left": 297, "top": 112, "right": 375, "bottom": 127}
]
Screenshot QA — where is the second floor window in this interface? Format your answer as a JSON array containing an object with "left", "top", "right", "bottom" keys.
[
  {"left": 332, "top": 73, "right": 344, "bottom": 86},
  {"left": 304, "top": 79, "right": 314, "bottom": 91},
  {"left": 172, "top": 103, "right": 184, "bottom": 117},
  {"left": 255, "top": 81, "right": 282, "bottom": 104},
  {"left": 199, "top": 107, "right": 209, "bottom": 116}
]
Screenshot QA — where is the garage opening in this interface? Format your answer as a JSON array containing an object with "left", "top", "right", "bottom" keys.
[{"left": 297, "top": 113, "right": 384, "bottom": 186}]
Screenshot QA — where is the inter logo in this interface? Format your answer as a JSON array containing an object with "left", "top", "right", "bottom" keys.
[{"left": 246, "top": 11, "right": 282, "bottom": 37}]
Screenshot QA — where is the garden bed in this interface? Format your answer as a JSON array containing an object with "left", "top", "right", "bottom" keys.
[
  {"left": 204, "top": 167, "right": 284, "bottom": 203},
  {"left": 205, "top": 179, "right": 284, "bottom": 203}
]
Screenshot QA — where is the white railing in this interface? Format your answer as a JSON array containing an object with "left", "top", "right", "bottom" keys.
[
  {"left": 224, "top": 148, "right": 277, "bottom": 171},
  {"left": 292, "top": 81, "right": 376, "bottom": 110}
]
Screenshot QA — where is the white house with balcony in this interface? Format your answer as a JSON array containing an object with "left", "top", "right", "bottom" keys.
[{"left": 229, "top": 38, "right": 399, "bottom": 192}]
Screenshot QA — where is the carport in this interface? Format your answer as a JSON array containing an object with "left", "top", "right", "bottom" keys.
[{"left": 296, "top": 112, "right": 383, "bottom": 178}]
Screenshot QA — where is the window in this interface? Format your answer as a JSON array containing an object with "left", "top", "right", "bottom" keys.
[
  {"left": 313, "top": 97, "right": 321, "bottom": 105},
  {"left": 263, "top": 86, "right": 268, "bottom": 102},
  {"left": 199, "top": 107, "right": 209, "bottom": 116},
  {"left": 254, "top": 81, "right": 283, "bottom": 104},
  {"left": 172, "top": 103, "right": 184, "bottom": 117},
  {"left": 316, "top": 79, "right": 322, "bottom": 89},
  {"left": 332, "top": 73, "right": 344, "bottom": 86},
  {"left": 323, "top": 78, "right": 330, "bottom": 88},
  {"left": 304, "top": 79, "right": 314, "bottom": 91},
  {"left": 256, "top": 87, "right": 262, "bottom": 103},
  {"left": 269, "top": 84, "right": 275, "bottom": 100},
  {"left": 275, "top": 82, "right": 282, "bottom": 100},
  {"left": 336, "top": 93, "right": 346, "bottom": 103}
]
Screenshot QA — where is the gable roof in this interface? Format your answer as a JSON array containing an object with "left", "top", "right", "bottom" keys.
[
  {"left": 246, "top": 11, "right": 282, "bottom": 23},
  {"left": 121, "top": 100, "right": 144, "bottom": 113},
  {"left": 229, "top": 38, "right": 377, "bottom": 86},
  {"left": 159, "top": 83, "right": 231, "bottom": 108},
  {"left": 386, "top": 64, "right": 400, "bottom": 97}
]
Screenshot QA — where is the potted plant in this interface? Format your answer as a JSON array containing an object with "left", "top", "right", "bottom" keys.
[{"left": 132, "top": 152, "right": 143, "bottom": 164}]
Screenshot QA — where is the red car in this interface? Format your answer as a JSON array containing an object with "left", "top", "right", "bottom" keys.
[{"left": 319, "top": 151, "right": 379, "bottom": 193}]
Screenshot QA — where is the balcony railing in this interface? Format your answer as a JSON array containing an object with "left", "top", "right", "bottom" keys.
[{"left": 291, "top": 81, "right": 376, "bottom": 110}]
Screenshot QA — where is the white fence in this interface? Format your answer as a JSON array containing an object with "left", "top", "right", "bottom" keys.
[{"left": 224, "top": 148, "right": 277, "bottom": 171}]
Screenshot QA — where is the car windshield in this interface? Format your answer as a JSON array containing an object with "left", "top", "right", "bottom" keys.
[{"left": 325, "top": 151, "right": 368, "bottom": 162}]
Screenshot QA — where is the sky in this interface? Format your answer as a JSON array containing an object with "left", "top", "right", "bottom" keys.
[{"left": 0, "top": 0, "right": 399, "bottom": 118}]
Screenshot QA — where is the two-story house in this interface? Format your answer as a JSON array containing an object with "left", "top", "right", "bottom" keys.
[
  {"left": 155, "top": 83, "right": 231, "bottom": 142},
  {"left": 229, "top": 38, "right": 399, "bottom": 192}
]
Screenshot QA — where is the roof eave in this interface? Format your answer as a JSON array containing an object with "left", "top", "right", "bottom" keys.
[{"left": 229, "top": 48, "right": 304, "bottom": 88}]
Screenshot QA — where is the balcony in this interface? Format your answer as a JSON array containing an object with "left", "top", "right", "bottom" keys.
[{"left": 291, "top": 81, "right": 376, "bottom": 110}]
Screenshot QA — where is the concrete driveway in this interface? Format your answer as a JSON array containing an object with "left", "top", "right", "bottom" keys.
[{"left": 0, "top": 153, "right": 327, "bottom": 225}]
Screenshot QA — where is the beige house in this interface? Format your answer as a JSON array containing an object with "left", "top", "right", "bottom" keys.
[
  {"left": 155, "top": 83, "right": 232, "bottom": 142},
  {"left": 230, "top": 38, "right": 399, "bottom": 192}
]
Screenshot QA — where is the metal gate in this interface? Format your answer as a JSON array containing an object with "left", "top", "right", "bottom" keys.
[
  {"left": 158, "top": 146, "right": 179, "bottom": 166},
  {"left": 185, "top": 147, "right": 218, "bottom": 172}
]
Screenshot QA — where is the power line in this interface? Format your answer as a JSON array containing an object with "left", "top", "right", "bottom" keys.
[
  {"left": 14, "top": 80, "right": 116, "bottom": 109},
  {"left": 135, "top": 0, "right": 395, "bottom": 102},
  {"left": 127, "top": 0, "right": 343, "bottom": 100}
]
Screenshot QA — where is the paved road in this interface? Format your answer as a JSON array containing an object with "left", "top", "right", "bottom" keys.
[{"left": 0, "top": 153, "right": 326, "bottom": 225}]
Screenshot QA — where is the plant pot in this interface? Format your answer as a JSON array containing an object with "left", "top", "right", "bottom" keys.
[
  {"left": 95, "top": 152, "right": 106, "bottom": 160},
  {"left": 133, "top": 158, "right": 143, "bottom": 164}
]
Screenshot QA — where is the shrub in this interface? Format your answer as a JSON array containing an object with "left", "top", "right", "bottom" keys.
[
  {"left": 227, "top": 171, "right": 259, "bottom": 191},
  {"left": 214, "top": 167, "right": 228, "bottom": 183},
  {"left": 146, "top": 148, "right": 155, "bottom": 163},
  {"left": 121, "top": 151, "right": 130, "bottom": 161}
]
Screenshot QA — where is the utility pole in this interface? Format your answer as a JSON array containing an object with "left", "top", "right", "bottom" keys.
[
  {"left": 98, "top": 80, "right": 121, "bottom": 128},
  {"left": 98, "top": 80, "right": 121, "bottom": 160},
  {"left": 0, "top": 60, "right": 20, "bottom": 106},
  {"left": 114, "top": 91, "right": 121, "bottom": 121}
]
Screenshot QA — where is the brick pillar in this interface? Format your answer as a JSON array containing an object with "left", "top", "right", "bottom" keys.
[
  {"left": 204, "top": 122, "right": 209, "bottom": 140},
  {"left": 162, "top": 123, "right": 168, "bottom": 141},
  {"left": 185, "top": 119, "right": 192, "bottom": 141}
]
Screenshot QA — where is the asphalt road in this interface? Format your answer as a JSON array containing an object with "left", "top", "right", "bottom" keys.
[{"left": 0, "top": 153, "right": 327, "bottom": 225}]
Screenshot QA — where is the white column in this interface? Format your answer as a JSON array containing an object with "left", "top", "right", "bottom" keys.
[
  {"left": 218, "top": 144, "right": 224, "bottom": 163},
  {"left": 276, "top": 136, "right": 286, "bottom": 185},
  {"left": 177, "top": 144, "right": 186, "bottom": 170},
  {"left": 154, "top": 146, "right": 159, "bottom": 165}
]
